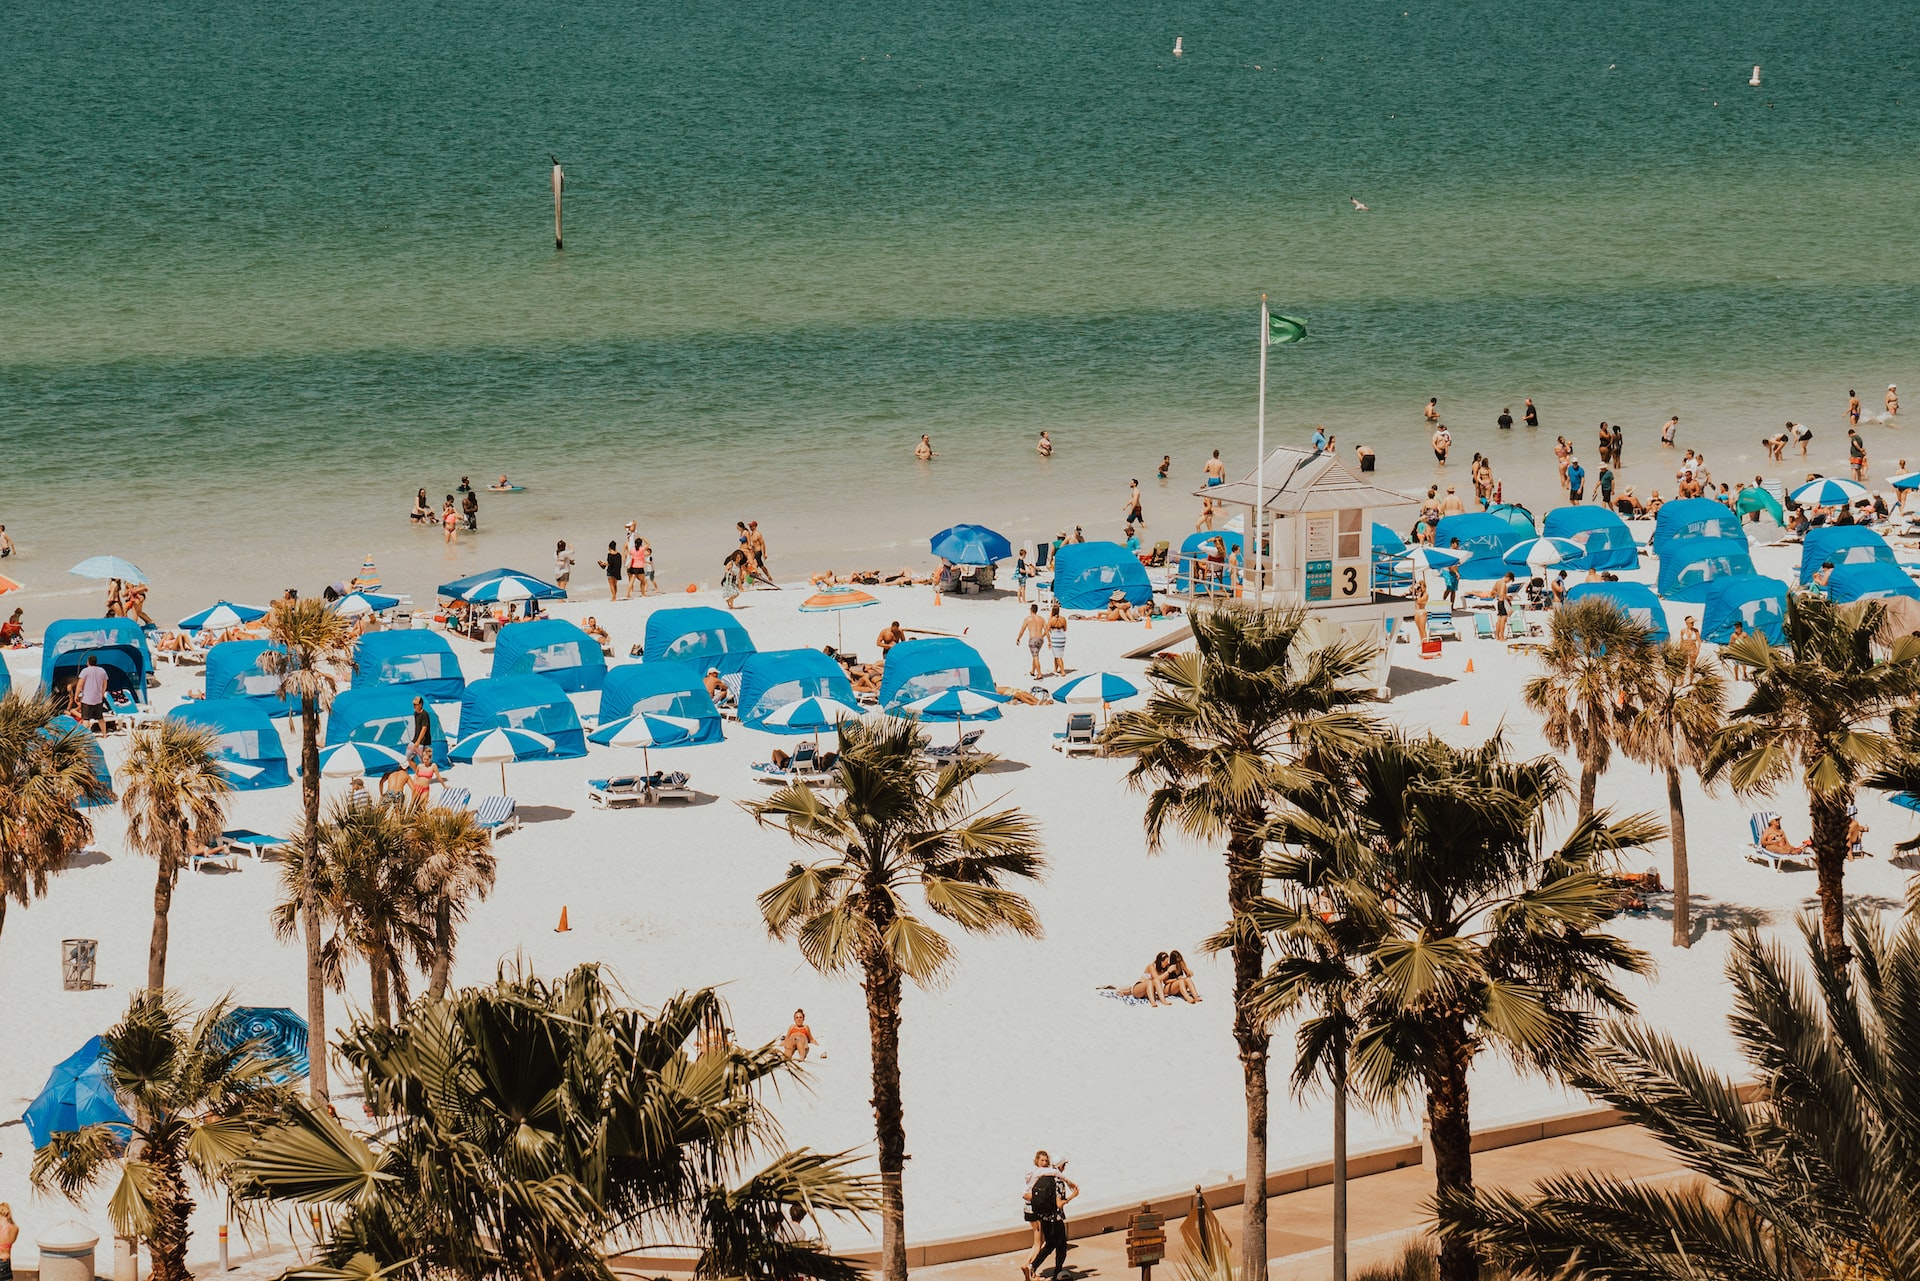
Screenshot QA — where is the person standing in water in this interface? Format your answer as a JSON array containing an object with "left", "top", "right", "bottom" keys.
[
  {"left": 1523, "top": 397, "right": 1540, "bottom": 428},
  {"left": 916, "top": 434, "right": 937, "bottom": 460},
  {"left": 1424, "top": 397, "right": 1441, "bottom": 422},
  {"left": 1037, "top": 431, "right": 1053, "bottom": 456},
  {"left": 1204, "top": 450, "right": 1225, "bottom": 486},
  {"left": 1888, "top": 385, "right": 1901, "bottom": 418},
  {"left": 1848, "top": 389, "right": 1863, "bottom": 425},
  {"left": 1431, "top": 423, "right": 1451, "bottom": 463},
  {"left": 1157, "top": 454, "right": 1170, "bottom": 479},
  {"left": 1497, "top": 406, "right": 1514, "bottom": 430}
]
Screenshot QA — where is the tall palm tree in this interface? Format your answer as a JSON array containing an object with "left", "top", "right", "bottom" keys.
[
  {"left": 33, "top": 992, "right": 297, "bottom": 1281},
  {"left": 272, "top": 801, "right": 429, "bottom": 1026},
  {"left": 747, "top": 717, "right": 1045, "bottom": 1281},
  {"left": 1620, "top": 642, "right": 1728, "bottom": 948},
  {"left": 262, "top": 597, "right": 357, "bottom": 1101},
  {"left": 1105, "top": 603, "right": 1379, "bottom": 1281},
  {"left": 1521, "top": 596, "right": 1658, "bottom": 821},
  {"left": 1705, "top": 593, "right": 1920, "bottom": 959},
  {"left": 0, "top": 691, "right": 113, "bottom": 943},
  {"left": 401, "top": 802, "right": 496, "bottom": 1000},
  {"left": 1442, "top": 910, "right": 1920, "bottom": 1280},
  {"left": 1316, "top": 732, "right": 1657, "bottom": 1281},
  {"left": 237, "top": 965, "right": 876, "bottom": 1281},
  {"left": 121, "top": 720, "right": 231, "bottom": 992}
]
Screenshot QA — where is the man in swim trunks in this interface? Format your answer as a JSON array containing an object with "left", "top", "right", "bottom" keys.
[
  {"left": 876, "top": 620, "right": 905, "bottom": 653},
  {"left": 1157, "top": 454, "right": 1170, "bottom": 479},
  {"left": 916, "top": 434, "right": 936, "bottom": 460},
  {"left": 1016, "top": 604, "right": 1048, "bottom": 679},
  {"left": 1492, "top": 573, "right": 1514, "bottom": 641},
  {"left": 1431, "top": 425, "right": 1450, "bottom": 463},
  {"left": 1204, "top": 450, "right": 1225, "bottom": 486}
]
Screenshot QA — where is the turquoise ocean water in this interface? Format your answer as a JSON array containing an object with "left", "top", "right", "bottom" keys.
[{"left": 5, "top": 0, "right": 1920, "bottom": 615}]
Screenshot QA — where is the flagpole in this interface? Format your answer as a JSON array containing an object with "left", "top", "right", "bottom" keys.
[{"left": 1255, "top": 297, "right": 1268, "bottom": 605}]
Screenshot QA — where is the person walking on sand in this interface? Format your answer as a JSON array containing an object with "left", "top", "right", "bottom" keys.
[
  {"left": 554, "top": 540, "right": 574, "bottom": 593},
  {"left": 77, "top": 655, "right": 109, "bottom": 732},
  {"left": 1849, "top": 428, "right": 1869, "bottom": 482},
  {"left": 1017, "top": 604, "right": 1049, "bottom": 679},
  {"left": 410, "top": 696, "right": 433, "bottom": 759},
  {"left": 1024, "top": 1159, "right": 1078, "bottom": 1281},
  {"left": 1123, "top": 479, "right": 1145, "bottom": 525},
  {"left": 916, "top": 434, "right": 937, "bottom": 460},
  {"left": 1046, "top": 603, "right": 1069, "bottom": 676},
  {"left": 1204, "top": 450, "right": 1225, "bottom": 487},
  {"left": 1195, "top": 496, "right": 1217, "bottom": 532},
  {"left": 1037, "top": 431, "right": 1053, "bottom": 457},
  {"left": 1413, "top": 576, "right": 1429, "bottom": 643},
  {"left": 600, "top": 541, "right": 622, "bottom": 601},
  {"left": 781, "top": 1009, "right": 822, "bottom": 1061},
  {"left": 1493, "top": 572, "right": 1514, "bottom": 640},
  {"left": 1567, "top": 455, "right": 1586, "bottom": 504}
]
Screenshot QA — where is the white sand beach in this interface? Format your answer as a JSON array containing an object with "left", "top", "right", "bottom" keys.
[{"left": 2, "top": 522, "right": 1916, "bottom": 1270}]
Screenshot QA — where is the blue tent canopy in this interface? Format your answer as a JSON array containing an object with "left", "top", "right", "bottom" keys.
[
  {"left": 436, "top": 567, "right": 566, "bottom": 601},
  {"left": 455, "top": 675, "right": 587, "bottom": 758},
  {"left": 169, "top": 700, "right": 292, "bottom": 790},
  {"left": 1826, "top": 562, "right": 1920, "bottom": 604},
  {"left": 1562, "top": 583, "right": 1670, "bottom": 643},
  {"left": 48, "top": 715, "right": 113, "bottom": 807},
  {"left": 1653, "top": 498, "right": 1746, "bottom": 552},
  {"left": 326, "top": 686, "right": 450, "bottom": 773},
  {"left": 1541, "top": 506, "right": 1640, "bottom": 570},
  {"left": 351, "top": 631, "right": 466, "bottom": 703},
  {"left": 0, "top": 661, "right": 11, "bottom": 698},
  {"left": 643, "top": 606, "right": 758, "bottom": 675},
  {"left": 878, "top": 638, "right": 995, "bottom": 713},
  {"left": 930, "top": 524, "right": 1013, "bottom": 566},
  {"left": 1433, "top": 513, "right": 1526, "bottom": 581},
  {"left": 489, "top": 619, "right": 606, "bottom": 693},
  {"left": 1800, "top": 525, "right": 1896, "bottom": 585},
  {"left": 205, "top": 640, "right": 298, "bottom": 719},
  {"left": 1173, "top": 530, "right": 1242, "bottom": 593},
  {"left": 598, "top": 662, "right": 724, "bottom": 744},
  {"left": 736, "top": 649, "right": 859, "bottom": 733},
  {"left": 1656, "top": 536, "right": 1756, "bottom": 603},
  {"left": 1702, "top": 575, "right": 1790, "bottom": 645},
  {"left": 1051, "top": 541, "right": 1153, "bottom": 609},
  {"left": 1371, "top": 524, "right": 1411, "bottom": 593},
  {"left": 23, "top": 1035, "right": 132, "bottom": 1149},
  {"left": 41, "top": 619, "right": 152, "bottom": 701}
]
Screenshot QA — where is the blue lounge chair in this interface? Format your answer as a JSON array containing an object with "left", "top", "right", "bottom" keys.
[
  {"left": 439, "top": 785, "right": 471, "bottom": 811},
  {"left": 472, "top": 795, "right": 520, "bottom": 834},
  {"left": 1052, "top": 712, "right": 1098, "bottom": 756}
]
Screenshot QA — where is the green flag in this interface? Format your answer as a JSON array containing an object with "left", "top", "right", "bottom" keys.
[{"left": 1267, "top": 312, "right": 1307, "bottom": 345}]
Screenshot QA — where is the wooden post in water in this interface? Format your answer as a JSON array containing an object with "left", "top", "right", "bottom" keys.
[{"left": 550, "top": 156, "right": 565, "bottom": 250}]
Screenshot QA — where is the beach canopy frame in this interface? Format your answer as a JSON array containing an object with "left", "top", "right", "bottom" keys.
[
  {"left": 489, "top": 619, "right": 607, "bottom": 693},
  {"left": 643, "top": 606, "right": 758, "bottom": 675},
  {"left": 1431, "top": 513, "right": 1526, "bottom": 582},
  {"left": 41, "top": 618, "right": 153, "bottom": 702},
  {"left": 1700, "top": 575, "right": 1790, "bottom": 645},
  {"left": 206, "top": 639, "right": 299, "bottom": 719},
  {"left": 1800, "top": 525, "right": 1897, "bottom": 585},
  {"left": 350, "top": 630, "right": 466, "bottom": 702},
  {"left": 168, "top": 699, "right": 293, "bottom": 790},
  {"left": 1541, "top": 506, "right": 1640, "bottom": 571},
  {"left": 1051, "top": 542, "right": 1153, "bottom": 610},
  {"left": 877, "top": 638, "right": 996, "bottom": 715},
  {"left": 326, "top": 685, "right": 450, "bottom": 773},
  {"left": 455, "top": 675, "right": 587, "bottom": 758},
  {"left": 1562, "top": 582, "right": 1671, "bottom": 644},
  {"left": 598, "top": 661, "right": 724, "bottom": 742},
  {"left": 1656, "top": 535, "right": 1757, "bottom": 603},
  {"left": 737, "top": 649, "right": 860, "bottom": 734}
]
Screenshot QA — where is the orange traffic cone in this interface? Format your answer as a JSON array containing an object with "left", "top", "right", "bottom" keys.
[
  {"left": 555, "top": 906, "right": 570, "bottom": 933},
  {"left": 934, "top": 591, "right": 943, "bottom": 607},
  {"left": 1460, "top": 710, "right": 1470, "bottom": 727},
  {"left": 1144, "top": 616, "right": 1153, "bottom": 629},
  {"left": 1465, "top": 658, "right": 1475, "bottom": 674}
]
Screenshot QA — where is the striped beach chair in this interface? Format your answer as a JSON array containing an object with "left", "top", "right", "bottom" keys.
[{"left": 472, "top": 795, "right": 520, "bottom": 834}]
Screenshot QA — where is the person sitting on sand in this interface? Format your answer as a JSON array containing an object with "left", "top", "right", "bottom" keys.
[
  {"left": 1160, "top": 950, "right": 1202, "bottom": 1003},
  {"left": 582, "top": 616, "right": 612, "bottom": 652},
  {"left": 703, "top": 667, "right": 734, "bottom": 707},
  {"left": 1760, "top": 816, "right": 1812, "bottom": 857},
  {"left": 781, "top": 1008, "right": 822, "bottom": 1061},
  {"left": 0, "top": 607, "right": 22, "bottom": 646},
  {"left": 1121, "top": 952, "right": 1172, "bottom": 1006}
]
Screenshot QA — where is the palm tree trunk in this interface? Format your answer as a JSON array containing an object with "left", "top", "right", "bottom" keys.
[
  {"left": 864, "top": 960, "right": 909, "bottom": 1281},
  {"left": 300, "top": 692, "right": 330, "bottom": 1103},
  {"left": 1428, "top": 1025, "right": 1478, "bottom": 1281},
  {"left": 1666, "top": 764, "right": 1691, "bottom": 949},
  {"left": 146, "top": 1140, "right": 195, "bottom": 1281},
  {"left": 429, "top": 901, "right": 454, "bottom": 999},
  {"left": 1332, "top": 1045, "right": 1348, "bottom": 1281},
  {"left": 1, "top": 896, "right": 10, "bottom": 947},
  {"left": 369, "top": 949, "right": 393, "bottom": 1026},
  {"left": 1227, "top": 832, "right": 1271, "bottom": 1281},
  {"left": 1811, "top": 791, "right": 1853, "bottom": 960},
  {"left": 390, "top": 957, "right": 412, "bottom": 1019},
  {"left": 148, "top": 861, "right": 176, "bottom": 993},
  {"left": 1577, "top": 756, "right": 1599, "bottom": 822}
]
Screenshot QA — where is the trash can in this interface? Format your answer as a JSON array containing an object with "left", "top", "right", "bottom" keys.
[
  {"left": 62, "top": 939, "right": 98, "bottom": 991},
  {"left": 37, "top": 1219, "right": 100, "bottom": 1281}
]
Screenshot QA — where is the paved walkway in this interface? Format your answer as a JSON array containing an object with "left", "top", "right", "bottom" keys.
[{"left": 915, "top": 1125, "right": 1683, "bottom": 1281}]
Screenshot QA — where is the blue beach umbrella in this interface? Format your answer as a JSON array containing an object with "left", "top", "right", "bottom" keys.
[
  {"left": 330, "top": 591, "right": 401, "bottom": 618},
  {"left": 1396, "top": 546, "right": 1468, "bottom": 571},
  {"left": 451, "top": 726, "right": 554, "bottom": 791},
  {"left": 23, "top": 1036, "right": 132, "bottom": 1149},
  {"left": 70, "top": 556, "right": 147, "bottom": 584},
  {"left": 589, "top": 712, "right": 701, "bottom": 772},
  {"left": 1790, "top": 477, "right": 1868, "bottom": 507},
  {"left": 761, "top": 696, "right": 865, "bottom": 734},
  {"left": 215, "top": 1007, "right": 309, "bottom": 1080},
  {"left": 903, "top": 688, "right": 1006, "bottom": 721},
  {"left": 440, "top": 568, "right": 565, "bottom": 603},
  {"left": 1889, "top": 472, "right": 1920, "bottom": 491},
  {"left": 180, "top": 601, "right": 268, "bottom": 631},
  {"left": 1503, "top": 536, "right": 1586, "bottom": 569},
  {"left": 1054, "top": 671, "right": 1141, "bottom": 704},
  {"left": 930, "top": 524, "right": 1014, "bottom": 566},
  {"left": 314, "top": 741, "right": 410, "bottom": 778}
]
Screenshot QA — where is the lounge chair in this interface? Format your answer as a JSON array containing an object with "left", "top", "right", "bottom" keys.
[
  {"left": 216, "top": 829, "right": 286, "bottom": 866},
  {"left": 1473, "top": 612, "right": 1495, "bottom": 640},
  {"left": 1141, "top": 541, "right": 1170, "bottom": 568},
  {"left": 472, "top": 795, "right": 520, "bottom": 833},
  {"left": 1052, "top": 712, "right": 1099, "bottom": 757},
  {"left": 1746, "top": 811, "right": 1812, "bottom": 872},
  {"left": 439, "top": 785, "right": 471, "bottom": 811},
  {"left": 1425, "top": 608, "right": 1458, "bottom": 641},
  {"left": 587, "top": 776, "right": 649, "bottom": 808},
  {"left": 923, "top": 729, "right": 987, "bottom": 761},
  {"left": 750, "top": 744, "right": 842, "bottom": 787},
  {"left": 190, "top": 841, "right": 240, "bottom": 873}
]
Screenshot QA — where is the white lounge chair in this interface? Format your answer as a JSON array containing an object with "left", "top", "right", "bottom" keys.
[
  {"left": 472, "top": 795, "right": 520, "bottom": 833},
  {"left": 1746, "top": 811, "right": 1812, "bottom": 872},
  {"left": 1051, "top": 712, "right": 1099, "bottom": 757}
]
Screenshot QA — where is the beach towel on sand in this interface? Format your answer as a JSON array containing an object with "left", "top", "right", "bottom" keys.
[{"left": 1095, "top": 986, "right": 1154, "bottom": 1008}]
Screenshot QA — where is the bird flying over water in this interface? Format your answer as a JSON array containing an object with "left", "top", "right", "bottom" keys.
[{"left": 1351, "top": 197, "right": 1369, "bottom": 211}]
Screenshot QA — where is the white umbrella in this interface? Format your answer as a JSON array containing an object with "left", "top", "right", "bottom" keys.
[
  {"left": 450, "top": 727, "right": 555, "bottom": 792},
  {"left": 1790, "top": 477, "right": 1868, "bottom": 507},
  {"left": 316, "top": 741, "right": 410, "bottom": 779},
  {"left": 591, "top": 713, "right": 702, "bottom": 773},
  {"left": 1503, "top": 536, "right": 1586, "bottom": 569}
]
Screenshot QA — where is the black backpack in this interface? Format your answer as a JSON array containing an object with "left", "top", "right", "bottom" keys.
[{"left": 1029, "top": 1173, "right": 1060, "bottom": 1219}]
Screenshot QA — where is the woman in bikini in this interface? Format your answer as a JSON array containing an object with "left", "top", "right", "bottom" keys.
[
  {"left": 406, "top": 757, "right": 439, "bottom": 805},
  {"left": 781, "top": 1009, "right": 822, "bottom": 1061},
  {"left": 1046, "top": 604, "right": 1068, "bottom": 676},
  {"left": 1160, "top": 951, "right": 1202, "bottom": 1003}
]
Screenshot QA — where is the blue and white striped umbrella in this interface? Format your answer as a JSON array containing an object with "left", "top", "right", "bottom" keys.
[
  {"left": 180, "top": 601, "right": 268, "bottom": 631},
  {"left": 762, "top": 696, "right": 865, "bottom": 733},
  {"left": 1889, "top": 472, "right": 1920, "bottom": 492},
  {"left": 589, "top": 713, "right": 702, "bottom": 771},
  {"left": 1396, "top": 546, "right": 1468, "bottom": 571},
  {"left": 1503, "top": 536, "right": 1586, "bottom": 569},
  {"left": 315, "top": 741, "right": 410, "bottom": 778},
  {"left": 1790, "top": 477, "right": 1868, "bottom": 507},
  {"left": 903, "top": 688, "right": 1006, "bottom": 721},
  {"left": 451, "top": 727, "right": 555, "bottom": 791},
  {"left": 1054, "top": 671, "right": 1141, "bottom": 704},
  {"left": 330, "top": 591, "right": 401, "bottom": 617},
  {"left": 458, "top": 575, "right": 550, "bottom": 604}
]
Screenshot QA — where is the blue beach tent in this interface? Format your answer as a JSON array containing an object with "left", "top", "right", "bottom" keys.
[
  {"left": 456, "top": 675, "right": 587, "bottom": 758},
  {"left": 47, "top": 715, "right": 113, "bottom": 807},
  {"left": 1652, "top": 498, "right": 1745, "bottom": 552},
  {"left": 1701, "top": 576, "right": 1790, "bottom": 645},
  {"left": 598, "top": 662, "right": 724, "bottom": 743},
  {"left": 1173, "top": 530, "right": 1243, "bottom": 593},
  {"left": 1656, "top": 536, "right": 1756, "bottom": 603},
  {"left": 436, "top": 567, "right": 566, "bottom": 602},
  {"left": 736, "top": 649, "right": 859, "bottom": 733},
  {"left": 23, "top": 1036, "right": 132, "bottom": 1150},
  {"left": 930, "top": 524, "right": 1013, "bottom": 566},
  {"left": 489, "top": 619, "right": 606, "bottom": 693},
  {"left": 1800, "top": 525, "right": 1897, "bottom": 585},
  {"left": 350, "top": 631, "right": 465, "bottom": 703},
  {"left": 169, "top": 700, "right": 292, "bottom": 790},
  {"left": 41, "top": 619, "right": 152, "bottom": 701},
  {"left": 1562, "top": 582, "right": 1670, "bottom": 643},
  {"left": 643, "top": 606, "right": 757, "bottom": 675},
  {"left": 1433, "top": 513, "right": 1525, "bottom": 581},
  {"left": 878, "top": 638, "right": 996, "bottom": 714},
  {"left": 0, "top": 660, "right": 11, "bottom": 698},
  {"left": 325, "top": 686, "right": 450, "bottom": 773},
  {"left": 1826, "top": 562, "right": 1920, "bottom": 604},
  {"left": 205, "top": 640, "right": 298, "bottom": 718},
  {"left": 1051, "top": 541, "right": 1153, "bottom": 609},
  {"left": 1541, "top": 506, "right": 1639, "bottom": 571}
]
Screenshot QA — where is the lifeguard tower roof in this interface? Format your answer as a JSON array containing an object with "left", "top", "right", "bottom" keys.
[{"left": 1197, "top": 446, "right": 1419, "bottom": 514}]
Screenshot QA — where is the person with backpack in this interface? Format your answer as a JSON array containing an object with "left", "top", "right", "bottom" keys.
[{"left": 1023, "top": 1153, "right": 1079, "bottom": 1280}]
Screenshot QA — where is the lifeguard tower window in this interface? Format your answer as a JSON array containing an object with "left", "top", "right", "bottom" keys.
[{"left": 1337, "top": 509, "right": 1364, "bottom": 560}]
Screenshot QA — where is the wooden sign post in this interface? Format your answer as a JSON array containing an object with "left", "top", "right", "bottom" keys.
[{"left": 1125, "top": 1204, "right": 1166, "bottom": 1281}]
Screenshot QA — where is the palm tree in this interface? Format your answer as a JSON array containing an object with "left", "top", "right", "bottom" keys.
[
  {"left": 237, "top": 964, "right": 876, "bottom": 1281},
  {"left": 1105, "top": 603, "right": 1380, "bottom": 1281},
  {"left": 272, "top": 801, "right": 429, "bottom": 1027},
  {"left": 746, "top": 717, "right": 1045, "bottom": 1281},
  {"left": 400, "top": 802, "right": 496, "bottom": 1000},
  {"left": 0, "top": 691, "right": 113, "bottom": 944},
  {"left": 1620, "top": 642, "right": 1728, "bottom": 948},
  {"left": 121, "top": 720, "right": 231, "bottom": 992},
  {"left": 263, "top": 598, "right": 357, "bottom": 1102},
  {"left": 33, "top": 992, "right": 297, "bottom": 1281},
  {"left": 1442, "top": 910, "right": 1920, "bottom": 1279},
  {"left": 1521, "top": 595, "right": 1658, "bottom": 821},
  {"left": 1315, "top": 731, "right": 1658, "bottom": 1281},
  {"left": 1705, "top": 593, "right": 1920, "bottom": 959}
]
